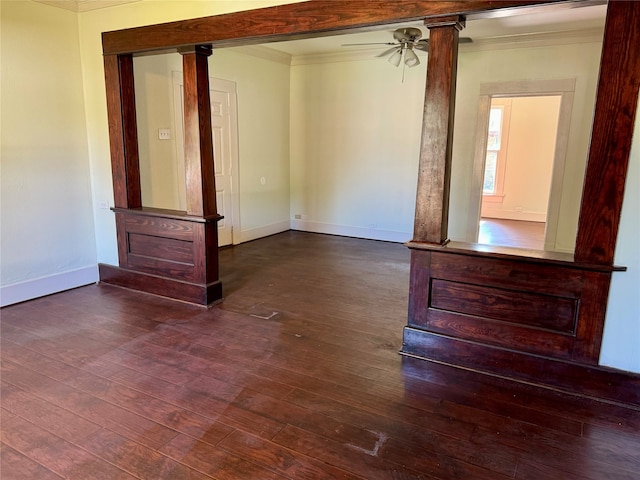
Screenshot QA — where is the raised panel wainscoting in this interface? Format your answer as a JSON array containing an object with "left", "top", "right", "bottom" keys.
[
  {"left": 402, "top": 244, "right": 638, "bottom": 407},
  {"left": 99, "top": 208, "right": 222, "bottom": 305}
]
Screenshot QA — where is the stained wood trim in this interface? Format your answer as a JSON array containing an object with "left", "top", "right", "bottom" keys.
[
  {"left": 401, "top": 327, "right": 640, "bottom": 409},
  {"left": 101, "top": 0, "right": 576, "bottom": 55},
  {"left": 179, "top": 45, "right": 217, "bottom": 217},
  {"left": 422, "top": 309, "right": 576, "bottom": 359},
  {"left": 104, "top": 54, "right": 141, "bottom": 208},
  {"left": 412, "top": 17, "right": 464, "bottom": 244},
  {"left": 575, "top": 0, "right": 640, "bottom": 265},
  {"left": 111, "top": 206, "right": 222, "bottom": 223},
  {"left": 99, "top": 263, "right": 222, "bottom": 306},
  {"left": 406, "top": 240, "right": 626, "bottom": 273},
  {"left": 115, "top": 212, "right": 128, "bottom": 267}
]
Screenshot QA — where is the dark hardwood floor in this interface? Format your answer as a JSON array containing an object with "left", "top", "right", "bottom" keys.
[{"left": 2, "top": 231, "right": 639, "bottom": 479}]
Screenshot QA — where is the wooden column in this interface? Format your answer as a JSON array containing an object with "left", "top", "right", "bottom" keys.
[
  {"left": 103, "top": 53, "right": 141, "bottom": 210},
  {"left": 412, "top": 16, "right": 464, "bottom": 245},
  {"left": 104, "top": 53, "right": 141, "bottom": 268},
  {"left": 574, "top": 0, "right": 640, "bottom": 265},
  {"left": 179, "top": 45, "right": 217, "bottom": 217}
]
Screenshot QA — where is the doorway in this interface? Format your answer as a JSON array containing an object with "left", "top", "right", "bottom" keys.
[
  {"left": 478, "top": 95, "right": 561, "bottom": 249},
  {"left": 172, "top": 73, "right": 240, "bottom": 246},
  {"left": 467, "top": 79, "right": 576, "bottom": 251}
]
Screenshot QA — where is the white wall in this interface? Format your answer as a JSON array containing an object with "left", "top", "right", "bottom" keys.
[
  {"left": 481, "top": 96, "right": 560, "bottom": 222},
  {"left": 289, "top": 58, "right": 425, "bottom": 242},
  {"left": 133, "top": 48, "right": 291, "bottom": 241},
  {"left": 600, "top": 102, "right": 640, "bottom": 374},
  {"left": 0, "top": 0, "right": 97, "bottom": 306},
  {"left": 133, "top": 54, "right": 182, "bottom": 210}
]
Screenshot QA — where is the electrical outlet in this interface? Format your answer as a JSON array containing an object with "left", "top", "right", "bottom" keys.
[
  {"left": 294, "top": 214, "right": 302, "bottom": 220},
  {"left": 158, "top": 128, "right": 171, "bottom": 140},
  {"left": 99, "top": 201, "right": 109, "bottom": 209}
]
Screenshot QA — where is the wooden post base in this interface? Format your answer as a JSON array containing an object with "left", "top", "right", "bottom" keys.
[
  {"left": 402, "top": 243, "right": 639, "bottom": 408},
  {"left": 99, "top": 264, "right": 222, "bottom": 306},
  {"left": 100, "top": 207, "right": 223, "bottom": 307}
]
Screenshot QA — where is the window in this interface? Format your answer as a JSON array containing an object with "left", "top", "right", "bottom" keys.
[{"left": 482, "top": 98, "right": 511, "bottom": 199}]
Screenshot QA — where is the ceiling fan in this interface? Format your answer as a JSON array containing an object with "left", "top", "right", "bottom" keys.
[{"left": 342, "top": 27, "right": 472, "bottom": 69}]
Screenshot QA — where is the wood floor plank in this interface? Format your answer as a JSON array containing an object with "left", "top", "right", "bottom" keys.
[
  {"left": 1, "top": 359, "right": 179, "bottom": 450},
  {"left": 272, "top": 424, "right": 433, "bottom": 480},
  {"left": 0, "top": 381, "right": 102, "bottom": 444},
  {"left": 1, "top": 410, "right": 137, "bottom": 480},
  {"left": 472, "top": 424, "right": 640, "bottom": 480},
  {"left": 82, "top": 429, "right": 213, "bottom": 480},
  {"left": 1, "top": 344, "right": 236, "bottom": 447},
  {"left": 514, "top": 458, "right": 591, "bottom": 480},
  {"left": 158, "top": 433, "right": 290, "bottom": 480},
  {"left": 74, "top": 369, "right": 238, "bottom": 445},
  {"left": 380, "top": 436, "right": 514, "bottom": 480},
  {"left": 282, "top": 387, "right": 475, "bottom": 445},
  {"left": 0, "top": 442, "right": 63, "bottom": 480},
  {"left": 107, "top": 366, "right": 286, "bottom": 439},
  {"left": 217, "top": 429, "right": 364, "bottom": 480}
]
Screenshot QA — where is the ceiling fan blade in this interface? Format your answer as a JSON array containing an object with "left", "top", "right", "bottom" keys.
[
  {"left": 414, "top": 39, "right": 429, "bottom": 52},
  {"left": 412, "top": 37, "right": 472, "bottom": 53},
  {"left": 376, "top": 46, "right": 401, "bottom": 58},
  {"left": 341, "top": 42, "right": 396, "bottom": 47}
]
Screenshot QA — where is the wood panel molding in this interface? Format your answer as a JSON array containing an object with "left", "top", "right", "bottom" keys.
[{"left": 102, "top": 209, "right": 222, "bottom": 306}]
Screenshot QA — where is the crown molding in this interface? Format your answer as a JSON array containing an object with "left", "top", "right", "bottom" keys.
[
  {"left": 32, "top": 0, "right": 141, "bottom": 13},
  {"left": 290, "top": 27, "right": 604, "bottom": 66},
  {"left": 231, "top": 45, "right": 292, "bottom": 66},
  {"left": 463, "top": 26, "right": 604, "bottom": 53}
]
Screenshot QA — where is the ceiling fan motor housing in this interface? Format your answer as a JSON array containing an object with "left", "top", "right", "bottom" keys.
[{"left": 393, "top": 27, "right": 423, "bottom": 43}]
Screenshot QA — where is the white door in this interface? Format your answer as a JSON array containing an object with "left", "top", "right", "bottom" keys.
[{"left": 173, "top": 73, "right": 240, "bottom": 246}]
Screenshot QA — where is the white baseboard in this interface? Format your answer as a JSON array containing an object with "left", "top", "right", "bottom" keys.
[
  {"left": 237, "top": 220, "right": 291, "bottom": 244},
  {"left": 290, "top": 219, "right": 411, "bottom": 243},
  {"left": 0, "top": 265, "right": 99, "bottom": 307}
]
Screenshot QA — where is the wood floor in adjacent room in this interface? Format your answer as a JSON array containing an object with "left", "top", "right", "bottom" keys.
[
  {"left": 2, "top": 231, "right": 639, "bottom": 480},
  {"left": 478, "top": 218, "right": 546, "bottom": 250}
]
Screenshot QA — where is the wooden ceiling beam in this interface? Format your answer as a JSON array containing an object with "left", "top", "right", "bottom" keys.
[{"left": 102, "top": 0, "right": 584, "bottom": 55}]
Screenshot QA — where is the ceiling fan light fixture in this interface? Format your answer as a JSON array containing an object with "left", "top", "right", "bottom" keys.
[
  {"left": 404, "top": 47, "right": 420, "bottom": 68},
  {"left": 388, "top": 48, "right": 403, "bottom": 67}
]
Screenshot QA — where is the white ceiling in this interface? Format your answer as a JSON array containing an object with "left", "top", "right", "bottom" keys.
[{"left": 265, "top": 3, "right": 607, "bottom": 56}]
